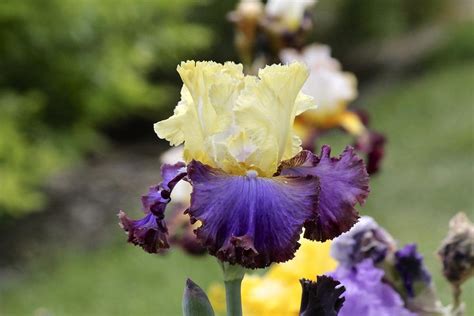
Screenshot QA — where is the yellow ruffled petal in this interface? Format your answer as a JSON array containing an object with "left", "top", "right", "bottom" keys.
[
  {"left": 155, "top": 61, "right": 315, "bottom": 176},
  {"left": 155, "top": 61, "right": 245, "bottom": 167},
  {"left": 153, "top": 91, "right": 188, "bottom": 146},
  {"left": 295, "top": 91, "right": 316, "bottom": 116},
  {"left": 235, "top": 63, "right": 315, "bottom": 176}
]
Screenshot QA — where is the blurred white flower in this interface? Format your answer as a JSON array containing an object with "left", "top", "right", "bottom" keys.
[
  {"left": 265, "top": 0, "right": 316, "bottom": 30},
  {"left": 281, "top": 44, "right": 357, "bottom": 116},
  {"left": 229, "top": 0, "right": 264, "bottom": 21}
]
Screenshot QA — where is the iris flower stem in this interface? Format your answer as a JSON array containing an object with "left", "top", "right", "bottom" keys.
[
  {"left": 219, "top": 261, "right": 245, "bottom": 316},
  {"left": 224, "top": 278, "right": 243, "bottom": 316},
  {"left": 452, "top": 284, "right": 461, "bottom": 310}
]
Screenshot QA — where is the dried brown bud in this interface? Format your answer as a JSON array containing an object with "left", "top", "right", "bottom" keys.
[{"left": 438, "top": 212, "right": 474, "bottom": 286}]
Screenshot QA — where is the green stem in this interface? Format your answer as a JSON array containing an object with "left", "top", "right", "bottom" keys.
[
  {"left": 224, "top": 278, "right": 243, "bottom": 316},
  {"left": 218, "top": 261, "right": 245, "bottom": 316},
  {"left": 452, "top": 284, "right": 461, "bottom": 310}
]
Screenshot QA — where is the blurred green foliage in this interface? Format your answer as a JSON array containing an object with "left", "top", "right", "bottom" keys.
[
  {"left": 314, "top": 0, "right": 447, "bottom": 47},
  {"left": 422, "top": 20, "right": 474, "bottom": 69},
  {"left": 0, "top": 0, "right": 212, "bottom": 216}
]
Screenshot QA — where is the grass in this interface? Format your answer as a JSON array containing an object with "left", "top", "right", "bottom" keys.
[
  {"left": 1, "top": 62, "right": 473, "bottom": 315},
  {"left": 1, "top": 246, "right": 221, "bottom": 316}
]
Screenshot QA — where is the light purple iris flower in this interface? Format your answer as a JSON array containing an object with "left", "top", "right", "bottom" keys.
[{"left": 329, "top": 260, "right": 416, "bottom": 316}]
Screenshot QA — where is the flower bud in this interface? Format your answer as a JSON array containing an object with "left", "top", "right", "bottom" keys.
[
  {"left": 438, "top": 212, "right": 474, "bottom": 287},
  {"left": 182, "top": 278, "right": 215, "bottom": 316}
]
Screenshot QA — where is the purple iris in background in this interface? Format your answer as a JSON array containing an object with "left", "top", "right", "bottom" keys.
[
  {"left": 330, "top": 216, "right": 396, "bottom": 267},
  {"left": 119, "top": 61, "right": 369, "bottom": 269},
  {"left": 395, "top": 244, "right": 432, "bottom": 298},
  {"left": 329, "top": 259, "right": 416, "bottom": 316}
]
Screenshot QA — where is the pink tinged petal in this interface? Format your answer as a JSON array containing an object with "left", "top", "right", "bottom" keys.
[
  {"left": 186, "top": 161, "right": 320, "bottom": 269},
  {"left": 279, "top": 145, "right": 369, "bottom": 242}
]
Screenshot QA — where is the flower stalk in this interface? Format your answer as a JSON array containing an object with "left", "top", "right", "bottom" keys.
[
  {"left": 224, "top": 278, "right": 243, "bottom": 316},
  {"left": 220, "top": 262, "right": 245, "bottom": 316}
]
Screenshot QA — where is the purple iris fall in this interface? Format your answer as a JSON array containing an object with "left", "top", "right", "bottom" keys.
[{"left": 119, "top": 61, "right": 370, "bottom": 269}]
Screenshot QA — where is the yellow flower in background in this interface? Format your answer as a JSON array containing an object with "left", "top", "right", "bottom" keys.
[
  {"left": 267, "top": 238, "right": 336, "bottom": 283},
  {"left": 155, "top": 61, "right": 316, "bottom": 177},
  {"left": 209, "top": 240, "right": 336, "bottom": 316},
  {"left": 280, "top": 44, "right": 365, "bottom": 136}
]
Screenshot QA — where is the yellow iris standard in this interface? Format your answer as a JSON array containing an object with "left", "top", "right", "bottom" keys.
[{"left": 155, "top": 61, "right": 317, "bottom": 177}]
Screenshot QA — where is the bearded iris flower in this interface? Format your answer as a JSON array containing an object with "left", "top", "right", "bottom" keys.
[
  {"left": 119, "top": 61, "right": 369, "bottom": 269},
  {"left": 280, "top": 44, "right": 386, "bottom": 174}
]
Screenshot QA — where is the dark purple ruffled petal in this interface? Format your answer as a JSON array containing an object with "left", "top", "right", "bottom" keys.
[
  {"left": 119, "top": 161, "right": 187, "bottom": 253},
  {"left": 279, "top": 146, "right": 369, "bottom": 242},
  {"left": 186, "top": 160, "right": 320, "bottom": 269},
  {"left": 299, "top": 275, "right": 346, "bottom": 316},
  {"left": 395, "top": 244, "right": 432, "bottom": 298},
  {"left": 118, "top": 211, "right": 169, "bottom": 253},
  {"left": 354, "top": 130, "right": 386, "bottom": 175},
  {"left": 141, "top": 162, "right": 187, "bottom": 217}
]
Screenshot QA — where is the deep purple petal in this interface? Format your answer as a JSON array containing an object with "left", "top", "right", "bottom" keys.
[
  {"left": 186, "top": 161, "right": 319, "bottom": 268},
  {"left": 119, "top": 161, "right": 187, "bottom": 253},
  {"left": 354, "top": 130, "right": 386, "bottom": 175},
  {"left": 395, "top": 244, "right": 432, "bottom": 298},
  {"left": 299, "top": 275, "right": 346, "bottom": 316},
  {"left": 279, "top": 146, "right": 369, "bottom": 242},
  {"left": 118, "top": 211, "right": 169, "bottom": 253},
  {"left": 161, "top": 162, "right": 188, "bottom": 191},
  {"left": 141, "top": 162, "right": 187, "bottom": 217}
]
